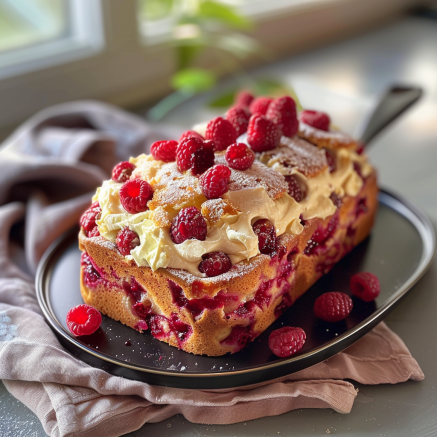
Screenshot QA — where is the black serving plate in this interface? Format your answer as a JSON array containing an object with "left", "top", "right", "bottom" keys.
[{"left": 36, "top": 189, "right": 435, "bottom": 389}]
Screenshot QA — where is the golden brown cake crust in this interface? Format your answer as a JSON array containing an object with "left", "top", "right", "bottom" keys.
[{"left": 79, "top": 171, "right": 378, "bottom": 356}]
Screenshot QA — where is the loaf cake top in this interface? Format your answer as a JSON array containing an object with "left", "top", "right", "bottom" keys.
[{"left": 84, "top": 98, "right": 373, "bottom": 278}]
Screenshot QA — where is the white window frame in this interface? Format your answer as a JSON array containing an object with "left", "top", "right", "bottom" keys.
[{"left": 0, "top": 0, "right": 425, "bottom": 135}]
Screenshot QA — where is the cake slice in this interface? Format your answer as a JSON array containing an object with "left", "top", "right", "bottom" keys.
[{"left": 78, "top": 100, "right": 378, "bottom": 356}]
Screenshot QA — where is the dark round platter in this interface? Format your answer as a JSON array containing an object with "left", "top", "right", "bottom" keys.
[{"left": 36, "top": 189, "right": 435, "bottom": 389}]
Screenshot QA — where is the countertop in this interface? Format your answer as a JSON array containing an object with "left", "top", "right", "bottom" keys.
[{"left": 2, "top": 13, "right": 437, "bottom": 437}]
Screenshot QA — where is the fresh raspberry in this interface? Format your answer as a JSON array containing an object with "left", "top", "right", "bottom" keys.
[
  {"left": 235, "top": 90, "right": 254, "bottom": 108},
  {"left": 300, "top": 110, "right": 330, "bottom": 131},
  {"left": 314, "top": 292, "right": 353, "bottom": 322},
  {"left": 112, "top": 161, "right": 135, "bottom": 183},
  {"left": 88, "top": 226, "right": 100, "bottom": 238},
  {"left": 225, "top": 142, "right": 255, "bottom": 170},
  {"left": 80, "top": 202, "right": 101, "bottom": 236},
  {"left": 198, "top": 252, "right": 232, "bottom": 276},
  {"left": 247, "top": 114, "right": 281, "bottom": 152},
  {"left": 179, "top": 130, "right": 204, "bottom": 143},
  {"left": 266, "top": 96, "right": 298, "bottom": 137},
  {"left": 249, "top": 97, "right": 273, "bottom": 115},
  {"left": 269, "top": 326, "right": 306, "bottom": 357},
  {"left": 252, "top": 219, "right": 277, "bottom": 255},
  {"left": 324, "top": 148, "right": 336, "bottom": 173},
  {"left": 176, "top": 137, "right": 215, "bottom": 175},
  {"left": 66, "top": 304, "right": 102, "bottom": 336},
  {"left": 119, "top": 178, "right": 153, "bottom": 214},
  {"left": 199, "top": 164, "right": 231, "bottom": 199},
  {"left": 205, "top": 117, "right": 238, "bottom": 151},
  {"left": 150, "top": 140, "right": 178, "bottom": 162},
  {"left": 116, "top": 227, "right": 141, "bottom": 256},
  {"left": 350, "top": 272, "right": 380, "bottom": 302},
  {"left": 226, "top": 106, "right": 250, "bottom": 136},
  {"left": 170, "top": 207, "right": 207, "bottom": 244},
  {"left": 285, "top": 175, "right": 306, "bottom": 202}
]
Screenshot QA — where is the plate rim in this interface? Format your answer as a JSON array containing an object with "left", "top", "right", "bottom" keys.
[{"left": 35, "top": 188, "right": 436, "bottom": 387}]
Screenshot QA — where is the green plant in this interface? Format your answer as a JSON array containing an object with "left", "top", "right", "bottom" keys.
[{"left": 142, "top": 0, "right": 300, "bottom": 120}]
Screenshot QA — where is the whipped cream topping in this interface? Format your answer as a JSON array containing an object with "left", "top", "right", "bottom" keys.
[{"left": 94, "top": 142, "right": 373, "bottom": 277}]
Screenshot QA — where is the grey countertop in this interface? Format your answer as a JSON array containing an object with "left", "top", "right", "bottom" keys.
[{"left": 2, "top": 13, "right": 437, "bottom": 437}]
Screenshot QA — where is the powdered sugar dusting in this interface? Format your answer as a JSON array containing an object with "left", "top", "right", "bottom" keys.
[
  {"left": 215, "top": 155, "right": 287, "bottom": 200},
  {"left": 261, "top": 136, "right": 328, "bottom": 177},
  {"left": 298, "top": 122, "right": 356, "bottom": 149}
]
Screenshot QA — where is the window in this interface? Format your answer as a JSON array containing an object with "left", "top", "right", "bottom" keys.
[{"left": 0, "top": 0, "right": 424, "bottom": 136}]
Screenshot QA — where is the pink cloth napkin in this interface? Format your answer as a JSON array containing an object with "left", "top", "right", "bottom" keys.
[{"left": 0, "top": 101, "right": 424, "bottom": 437}]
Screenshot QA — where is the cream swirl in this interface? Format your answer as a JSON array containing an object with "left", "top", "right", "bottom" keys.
[{"left": 94, "top": 146, "right": 372, "bottom": 276}]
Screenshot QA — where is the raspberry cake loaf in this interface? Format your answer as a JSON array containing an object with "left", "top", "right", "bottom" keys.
[{"left": 79, "top": 94, "right": 378, "bottom": 356}]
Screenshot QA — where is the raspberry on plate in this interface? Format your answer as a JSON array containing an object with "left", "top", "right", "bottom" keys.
[
  {"left": 199, "top": 164, "right": 231, "bottom": 199},
  {"left": 225, "top": 142, "right": 255, "bottom": 170},
  {"left": 300, "top": 110, "right": 330, "bottom": 131},
  {"left": 112, "top": 161, "right": 135, "bottom": 183},
  {"left": 226, "top": 106, "right": 250, "bottom": 136},
  {"left": 116, "top": 227, "right": 141, "bottom": 256},
  {"left": 179, "top": 130, "right": 204, "bottom": 143},
  {"left": 249, "top": 96, "right": 273, "bottom": 115},
  {"left": 252, "top": 219, "right": 277, "bottom": 255},
  {"left": 170, "top": 207, "right": 208, "bottom": 244},
  {"left": 314, "top": 291, "right": 353, "bottom": 322},
  {"left": 119, "top": 179, "right": 153, "bottom": 214},
  {"left": 205, "top": 116, "right": 238, "bottom": 151},
  {"left": 80, "top": 202, "right": 101, "bottom": 236},
  {"left": 234, "top": 90, "right": 254, "bottom": 108},
  {"left": 266, "top": 96, "right": 298, "bottom": 137},
  {"left": 350, "top": 272, "right": 380, "bottom": 302},
  {"left": 66, "top": 304, "right": 102, "bottom": 336},
  {"left": 285, "top": 175, "right": 306, "bottom": 202},
  {"left": 268, "top": 326, "right": 306, "bottom": 357},
  {"left": 176, "top": 137, "right": 215, "bottom": 175},
  {"left": 247, "top": 114, "right": 281, "bottom": 152},
  {"left": 198, "top": 252, "right": 232, "bottom": 277},
  {"left": 150, "top": 140, "right": 178, "bottom": 162}
]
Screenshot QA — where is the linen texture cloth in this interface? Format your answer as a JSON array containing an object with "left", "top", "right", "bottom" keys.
[{"left": 0, "top": 101, "right": 424, "bottom": 437}]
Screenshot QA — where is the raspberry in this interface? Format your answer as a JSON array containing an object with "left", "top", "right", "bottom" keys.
[
  {"left": 66, "top": 304, "right": 102, "bottom": 336},
  {"left": 205, "top": 117, "right": 238, "bottom": 151},
  {"left": 350, "top": 272, "right": 380, "bottom": 302},
  {"left": 199, "top": 164, "right": 231, "bottom": 199},
  {"left": 266, "top": 96, "right": 298, "bottom": 137},
  {"left": 179, "top": 130, "right": 204, "bottom": 143},
  {"left": 170, "top": 207, "right": 207, "bottom": 244},
  {"left": 112, "top": 161, "right": 135, "bottom": 183},
  {"left": 176, "top": 137, "right": 214, "bottom": 175},
  {"left": 285, "top": 175, "right": 306, "bottom": 202},
  {"left": 234, "top": 90, "right": 254, "bottom": 108},
  {"left": 150, "top": 140, "right": 178, "bottom": 162},
  {"left": 88, "top": 226, "right": 100, "bottom": 238},
  {"left": 198, "top": 252, "right": 232, "bottom": 276},
  {"left": 116, "top": 227, "right": 141, "bottom": 256},
  {"left": 247, "top": 114, "right": 281, "bottom": 152},
  {"left": 268, "top": 326, "right": 306, "bottom": 357},
  {"left": 80, "top": 202, "right": 101, "bottom": 236},
  {"left": 225, "top": 143, "right": 255, "bottom": 170},
  {"left": 249, "top": 96, "right": 273, "bottom": 115},
  {"left": 252, "top": 219, "right": 277, "bottom": 255},
  {"left": 226, "top": 106, "right": 250, "bottom": 136},
  {"left": 119, "top": 178, "right": 153, "bottom": 214},
  {"left": 300, "top": 110, "right": 330, "bottom": 131},
  {"left": 330, "top": 192, "right": 342, "bottom": 209},
  {"left": 324, "top": 148, "right": 336, "bottom": 173},
  {"left": 314, "top": 292, "right": 353, "bottom": 322}
]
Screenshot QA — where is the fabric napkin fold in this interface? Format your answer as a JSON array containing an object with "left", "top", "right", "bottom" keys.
[{"left": 0, "top": 101, "right": 424, "bottom": 437}]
